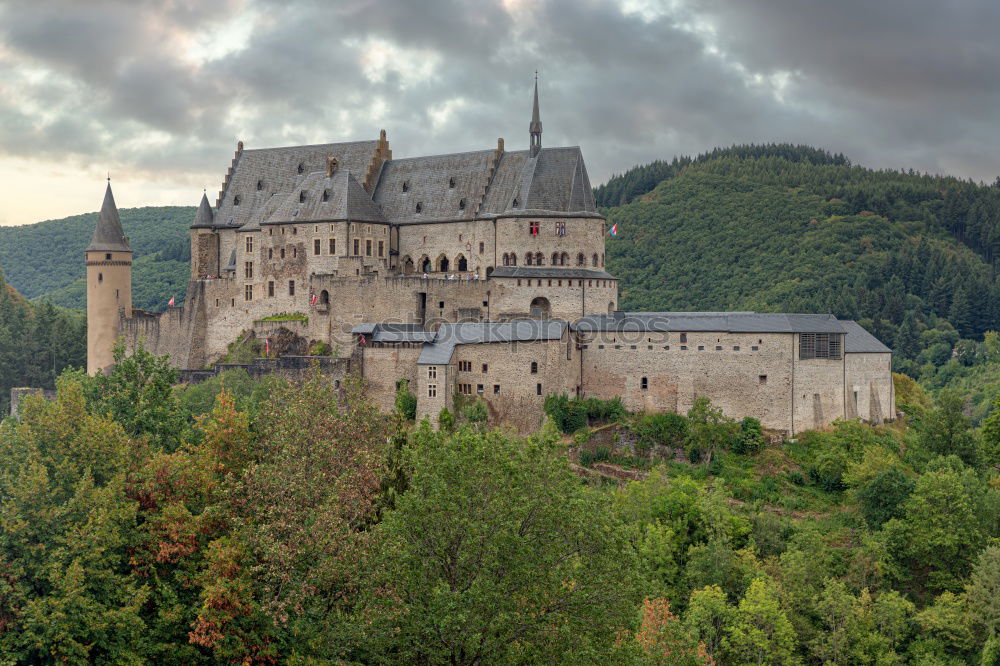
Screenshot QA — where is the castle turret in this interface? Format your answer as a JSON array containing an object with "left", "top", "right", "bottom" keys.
[
  {"left": 529, "top": 72, "right": 542, "bottom": 157},
  {"left": 190, "top": 191, "right": 219, "bottom": 279},
  {"left": 86, "top": 180, "right": 132, "bottom": 374}
]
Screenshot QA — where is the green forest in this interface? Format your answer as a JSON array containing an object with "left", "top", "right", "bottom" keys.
[{"left": 2, "top": 347, "right": 1000, "bottom": 663}]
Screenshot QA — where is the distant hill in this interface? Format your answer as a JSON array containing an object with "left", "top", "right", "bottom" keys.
[{"left": 0, "top": 206, "right": 194, "bottom": 311}]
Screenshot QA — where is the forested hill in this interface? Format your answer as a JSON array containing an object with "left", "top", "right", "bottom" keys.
[
  {"left": 599, "top": 145, "right": 1000, "bottom": 396},
  {"left": 0, "top": 206, "right": 194, "bottom": 311}
]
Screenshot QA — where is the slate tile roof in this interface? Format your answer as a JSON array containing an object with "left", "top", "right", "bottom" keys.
[
  {"left": 841, "top": 320, "right": 892, "bottom": 353},
  {"left": 266, "top": 169, "right": 385, "bottom": 225},
  {"left": 350, "top": 323, "right": 435, "bottom": 343},
  {"left": 372, "top": 149, "right": 496, "bottom": 223},
  {"left": 571, "top": 312, "right": 849, "bottom": 334},
  {"left": 417, "top": 320, "right": 567, "bottom": 365},
  {"left": 87, "top": 183, "right": 131, "bottom": 252}
]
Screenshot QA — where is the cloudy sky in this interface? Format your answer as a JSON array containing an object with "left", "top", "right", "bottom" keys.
[{"left": 1, "top": 0, "right": 998, "bottom": 226}]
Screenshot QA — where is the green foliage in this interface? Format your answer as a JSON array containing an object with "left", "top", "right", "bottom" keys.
[
  {"left": 367, "top": 424, "right": 646, "bottom": 664},
  {"left": 856, "top": 465, "right": 915, "bottom": 528},
  {"left": 460, "top": 396, "right": 488, "bottom": 423},
  {"left": 634, "top": 411, "right": 688, "bottom": 450},
  {"left": 544, "top": 393, "right": 627, "bottom": 434},
  {"left": 914, "top": 390, "right": 980, "bottom": 467},
  {"left": 684, "top": 397, "right": 739, "bottom": 461},
  {"left": 0, "top": 205, "right": 195, "bottom": 311},
  {"left": 733, "top": 417, "right": 765, "bottom": 455},
  {"left": 256, "top": 312, "right": 308, "bottom": 323},
  {"left": 436, "top": 406, "right": 455, "bottom": 430},
  {"left": 176, "top": 367, "right": 281, "bottom": 421},
  {"left": 722, "top": 577, "right": 798, "bottom": 665},
  {"left": 393, "top": 378, "right": 417, "bottom": 420}
]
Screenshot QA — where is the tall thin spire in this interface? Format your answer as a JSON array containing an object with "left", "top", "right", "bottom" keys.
[
  {"left": 86, "top": 181, "right": 131, "bottom": 252},
  {"left": 529, "top": 71, "right": 542, "bottom": 157}
]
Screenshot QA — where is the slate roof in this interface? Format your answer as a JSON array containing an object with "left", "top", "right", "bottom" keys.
[
  {"left": 212, "top": 141, "right": 380, "bottom": 229},
  {"left": 87, "top": 183, "right": 131, "bottom": 252},
  {"left": 478, "top": 148, "right": 599, "bottom": 217},
  {"left": 841, "top": 320, "right": 892, "bottom": 353},
  {"left": 191, "top": 192, "right": 215, "bottom": 229},
  {"left": 350, "top": 323, "right": 435, "bottom": 343},
  {"left": 418, "top": 320, "right": 567, "bottom": 364},
  {"left": 372, "top": 149, "right": 496, "bottom": 223},
  {"left": 490, "top": 267, "right": 617, "bottom": 280},
  {"left": 266, "top": 169, "right": 385, "bottom": 225},
  {"left": 571, "top": 312, "right": 848, "bottom": 334}
]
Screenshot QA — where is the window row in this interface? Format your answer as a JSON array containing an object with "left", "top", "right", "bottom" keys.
[
  {"left": 581, "top": 344, "right": 763, "bottom": 352},
  {"left": 516, "top": 278, "right": 614, "bottom": 288},
  {"left": 527, "top": 221, "right": 571, "bottom": 237},
  {"left": 502, "top": 252, "right": 604, "bottom": 267},
  {"left": 241, "top": 280, "right": 296, "bottom": 301}
]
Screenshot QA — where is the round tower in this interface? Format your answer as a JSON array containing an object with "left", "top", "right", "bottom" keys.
[{"left": 86, "top": 180, "right": 132, "bottom": 375}]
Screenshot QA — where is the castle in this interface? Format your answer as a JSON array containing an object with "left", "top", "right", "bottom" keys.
[{"left": 86, "top": 81, "right": 894, "bottom": 435}]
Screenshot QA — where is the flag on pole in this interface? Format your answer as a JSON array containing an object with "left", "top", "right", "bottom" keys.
[
  {"left": 608, "top": 223, "right": 618, "bottom": 237},
  {"left": 310, "top": 293, "right": 317, "bottom": 305},
  {"left": 167, "top": 296, "right": 175, "bottom": 307},
  {"left": 264, "top": 338, "right": 270, "bottom": 355}
]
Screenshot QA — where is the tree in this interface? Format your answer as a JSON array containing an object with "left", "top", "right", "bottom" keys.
[
  {"left": 980, "top": 393, "right": 1000, "bottom": 470},
  {"left": 894, "top": 312, "right": 920, "bottom": 360},
  {"left": 914, "top": 390, "right": 979, "bottom": 467},
  {"left": 632, "top": 598, "right": 713, "bottom": 665},
  {"left": 394, "top": 378, "right": 417, "bottom": 420},
  {"left": 684, "top": 585, "right": 731, "bottom": 661},
  {"left": 855, "top": 465, "right": 914, "bottom": 528},
  {"left": 968, "top": 545, "right": 1000, "bottom": 639},
  {"left": 722, "top": 578, "right": 798, "bottom": 665},
  {"left": 367, "top": 424, "right": 646, "bottom": 664}
]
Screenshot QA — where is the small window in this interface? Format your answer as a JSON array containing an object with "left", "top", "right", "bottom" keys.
[
  {"left": 512, "top": 197, "right": 520, "bottom": 208},
  {"left": 641, "top": 377, "right": 648, "bottom": 391},
  {"left": 322, "top": 189, "right": 330, "bottom": 202},
  {"left": 268, "top": 281, "right": 274, "bottom": 297},
  {"left": 297, "top": 162, "right": 304, "bottom": 174},
  {"left": 231, "top": 298, "right": 235, "bottom": 307},
  {"left": 479, "top": 242, "right": 484, "bottom": 253},
  {"left": 438, "top": 301, "right": 444, "bottom": 309},
  {"left": 536, "top": 383, "right": 542, "bottom": 396},
  {"left": 402, "top": 180, "right": 410, "bottom": 192},
  {"left": 366, "top": 239, "right": 372, "bottom": 256},
  {"left": 733, "top": 345, "right": 740, "bottom": 351},
  {"left": 477, "top": 384, "right": 484, "bottom": 394},
  {"left": 246, "top": 236, "right": 253, "bottom": 252},
  {"left": 481, "top": 364, "right": 488, "bottom": 373},
  {"left": 428, "top": 366, "right": 437, "bottom": 379},
  {"left": 244, "top": 284, "right": 253, "bottom": 301},
  {"left": 449, "top": 177, "right": 456, "bottom": 188},
  {"left": 378, "top": 240, "right": 384, "bottom": 257},
  {"left": 280, "top": 248, "right": 285, "bottom": 259},
  {"left": 292, "top": 227, "right": 297, "bottom": 235},
  {"left": 292, "top": 247, "right": 297, "bottom": 258},
  {"left": 715, "top": 345, "right": 722, "bottom": 351},
  {"left": 680, "top": 345, "right": 688, "bottom": 350},
  {"left": 216, "top": 298, "right": 220, "bottom": 307},
  {"left": 244, "top": 261, "right": 253, "bottom": 279},
  {"left": 493, "top": 384, "right": 500, "bottom": 395},
  {"left": 288, "top": 280, "right": 295, "bottom": 296},
  {"left": 759, "top": 375, "right": 768, "bottom": 385},
  {"left": 680, "top": 333, "right": 687, "bottom": 343},
  {"left": 698, "top": 346, "right": 705, "bottom": 351},
  {"left": 234, "top": 195, "right": 241, "bottom": 206},
  {"left": 530, "top": 361, "right": 538, "bottom": 374},
  {"left": 98, "top": 272, "right": 103, "bottom": 283},
  {"left": 459, "top": 198, "right": 466, "bottom": 210},
  {"left": 329, "top": 238, "right": 336, "bottom": 254},
  {"left": 105, "top": 253, "right": 112, "bottom": 260},
  {"left": 427, "top": 384, "right": 437, "bottom": 398},
  {"left": 751, "top": 345, "right": 759, "bottom": 351},
  {"left": 257, "top": 179, "right": 263, "bottom": 191},
  {"left": 415, "top": 202, "right": 423, "bottom": 213},
  {"left": 314, "top": 239, "right": 321, "bottom": 255}
]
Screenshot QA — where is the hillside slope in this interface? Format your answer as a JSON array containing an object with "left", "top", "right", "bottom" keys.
[{"left": 0, "top": 206, "right": 194, "bottom": 311}]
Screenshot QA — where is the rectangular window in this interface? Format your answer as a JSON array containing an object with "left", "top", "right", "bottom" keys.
[
  {"left": 428, "top": 366, "right": 437, "bottom": 379},
  {"left": 641, "top": 377, "right": 648, "bottom": 391},
  {"left": 329, "top": 238, "right": 336, "bottom": 254},
  {"left": 800, "top": 333, "right": 842, "bottom": 359},
  {"left": 288, "top": 280, "right": 295, "bottom": 296},
  {"left": 493, "top": 384, "right": 500, "bottom": 395},
  {"left": 428, "top": 384, "right": 437, "bottom": 398},
  {"left": 759, "top": 375, "right": 768, "bottom": 385},
  {"left": 698, "top": 345, "right": 705, "bottom": 351},
  {"left": 477, "top": 384, "right": 484, "bottom": 394},
  {"left": 479, "top": 242, "right": 484, "bottom": 253},
  {"left": 715, "top": 345, "right": 722, "bottom": 351},
  {"left": 680, "top": 345, "right": 688, "bottom": 350},
  {"left": 378, "top": 240, "right": 384, "bottom": 257},
  {"left": 246, "top": 236, "right": 253, "bottom": 253},
  {"left": 481, "top": 363, "right": 488, "bottom": 373},
  {"left": 268, "top": 281, "right": 274, "bottom": 297},
  {"left": 244, "top": 261, "right": 253, "bottom": 279},
  {"left": 366, "top": 239, "right": 372, "bottom": 256},
  {"left": 244, "top": 284, "right": 253, "bottom": 301},
  {"left": 680, "top": 333, "right": 687, "bottom": 343},
  {"left": 314, "top": 239, "right": 321, "bottom": 255},
  {"left": 536, "top": 383, "right": 542, "bottom": 396},
  {"left": 292, "top": 247, "right": 297, "bottom": 258},
  {"left": 751, "top": 345, "right": 759, "bottom": 351},
  {"left": 734, "top": 346, "right": 740, "bottom": 351},
  {"left": 353, "top": 239, "right": 360, "bottom": 255}
]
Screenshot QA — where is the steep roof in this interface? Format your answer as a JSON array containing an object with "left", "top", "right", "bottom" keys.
[
  {"left": 213, "top": 141, "right": 380, "bottom": 229},
  {"left": 842, "top": 320, "right": 892, "bottom": 353},
  {"left": 86, "top": 182, "right": 131, "bottom": 252},
  {"left": 418, "top": 320, "right": 567, "bottom": 365},
  {"left": 372, "top": 149, "right": 496, "bottom": 223},
  {"left": 191, "top": 192, "right": 215, "bottom": 229},
  {"left": 571, "top": 312, "right": 847, "bottom": 334},
  {"left": 478, "top": 147, "right": 599, "bottom": 216},
  {"left": 266, "top": 169, "right": 385, "bottom": 225}
]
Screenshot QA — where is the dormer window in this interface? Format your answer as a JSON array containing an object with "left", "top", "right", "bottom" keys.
[
  {"left": 512, "top": 197, "right": 519, "bottom": 208},
  {"left": 322, "top": 189, "right": 330, "bottom": 202},
  {"left": 297, "top": 162, "right": 305, "bottom": 174},
  {"left": 233, "top": 195, "right": 241, "bottom": 206},
  {"left": 402, "top": 180, "right": 410, "bottom": 192},
  {"left": 449, "top": 177, "right": 456, "bottom": 188},
  {"left": 299, "top": 191, "right": 306, "bottom": 203},
  {"left": 459, "top": 198, "right": 466, "bottom": 210},
  {"left": 256, "top": 179, "right": 263, "bottom": 191},
  {"left": 415, "top": 202, "right": 423, "bottom": 213}
]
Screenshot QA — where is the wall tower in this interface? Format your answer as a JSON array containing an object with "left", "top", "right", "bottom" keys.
[{"left": 86, "top": 180, "right": 132, "bottom": 374}]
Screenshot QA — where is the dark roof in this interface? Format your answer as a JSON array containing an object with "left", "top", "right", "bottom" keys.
[
  {"left": 572, "top": 312, "right": 847, "bottom": 334},
  {"left": 191, "top": 192, "right": 215, "bottom": 229},
  {"left": 842, "top": 320, "right": 892, "bottom": 353},
  {"left": 490, "top": 266, "right": 616, "bottom": 280},
  {"left": 351, "top": 323, "right": 435, "bottom": 343},
  {"left": 216, "top": 141, "right": 380, "bottom": 228},
  {"left": 418, "top": 320, "right": 567, "bottom": 364},
  {"left": 86, "top": 183, "right": 131, "bottom": 252},
  {"left": 479, "top": 147, "right": 598, "bottom": 216},
  {"left": 266, "top": 169, "right": 385, "bottom": 225},
  {"left": 372, "top": 149, "right": 496, "bottom": 223}
]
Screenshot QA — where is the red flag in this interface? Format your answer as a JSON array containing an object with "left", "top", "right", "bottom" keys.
[
  {"left": 311, "top": 293, "right": 317, "bottom": 305},
  {"left": 264, "top": 338, "right": 270, "bottom": 355},
  {"left": 360, "top": 334, "right": 366, "bottom": 345},
  {"left": 167, "top": 296, "right": 175, "bottom": 307}
]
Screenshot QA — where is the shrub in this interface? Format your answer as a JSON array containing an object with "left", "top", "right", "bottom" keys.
[
  {"left": 732, "top": 417, "right": 765, "bottom": 455},
  {"left": 634, "top": 411, "right": 688, "bottom": 450},
  {"left": 394, "top": 379, "right": 417, "bottom": 420},
  {"left": 437, "top": 407, "right": 455, "bottom": 431},
  {"left": 461, "top": 398, "right": 488, "bottom": 424},
  {"left": 856, "top": 465, "right": 914, "bottom": 528}
]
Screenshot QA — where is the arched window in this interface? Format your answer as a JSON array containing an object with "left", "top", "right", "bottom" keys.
[
  {"left": 402, "top": 180, "right": 410, "bottom": 192},
  {"left": 577, "top": 253, "right": 585, "bottom": 266},
  {"left": 551, "top": 252, "right": 559, "bottom": 265},
  {"left": 322, "top": 189, "right": 330, "bottom": 202},
  {"left": 415, "top": 202, "right": 423, "bottom": 213},
  {"left": 510, "top": 253, "right": 517, "bottom": 266},
  {"left": 530, "top": 297, "right": 551, "bottom": 319},
  {"left": 459, "top": 198, "right": 466, "bottom": 210},
  {"left": 449, "top": 177, "right": 456, "bottom": 188},
  {"left": 402, "top": 256, "right": 414, "bottom": 274},
  {"left": 560, "top": 252, "right": 569, "bottom": 265},
  {"left": 421, "top": 256, "right": 432, "bottom": 273},
  {"left": 257, "top": 179, "right": 263, "bottom": 191},
  {"left": 320, "top": 290, "right": 329, "bottom": 304},
  {"left": 502, "top": 253, "right": 509, "bottom": 266},
  {"left": 535, "top": 252, "right": 544, "bottom": 265},
  {"left": 457, "top": 255, "right": 468, "bottom": 272},
  {"left": 525, "top": 253, "right": 533, "bottom": 266},
  {"left": 530, "top": 361, "right": 538, "bottom": 374},
  {"left": 297, "top": 162, "right": 305, "bottom": 174},
  {"left": 299, "top": 191, "right": 306, "bottom": 203},
  {"left": 608, "top": 302, "right": 615, "bottom": 315},
  {"left": 437, "top": 254, "right": 449, "bottom": 272},
  {"left": 592, "top": 253, "right": 598, "bottom": 267}
]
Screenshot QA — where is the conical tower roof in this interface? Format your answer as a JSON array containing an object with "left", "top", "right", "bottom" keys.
[
  {"left": 191, "top": 191, "right": 215, "bottom": 229},
  {"left": 86, "top": 181, "right": 131, "bottom": 252}
]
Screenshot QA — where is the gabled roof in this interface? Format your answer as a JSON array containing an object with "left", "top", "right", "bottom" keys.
[
  {"left": 214, "top": 141, "right": 380, "bottom": 229},
  {"left": 478, "top": 147, "right": 599, "bottom": 217},
  {"left": 842, "top": 320, "right": 892, "bottom": 353},
  {"left": 372, "top": 149, "right": 496, "bottom": 223},
  {"left": 571, "top": 312, "right": 847, "bottom": 334},
  {"left": 86, "top": 182, "right": 131, "bottom": 252},
  {"left": 418, "top": 320, "right": 567, "bottom": 365},
  {"left": 350, "top": 323, "right": 435, "bottom": 343},
  {"left": 266, "top": 169, "right": 385, "bottom": 225}
]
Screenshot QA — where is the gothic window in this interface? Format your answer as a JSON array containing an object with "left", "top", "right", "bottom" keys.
[
  {"left": 551, "top": 252, "right": 559, "bottom": 265},
  {"left": 592, "top": 253, "right": 598, "bottom": 267},
  {"left": 560, "top": 252, "right": 569, "bottom": 265},
  {"left": 510, "top": 253, "right": 517, "bottom": 266},
  {"left": 525, "top": 253, "right": 533, "bottom": 266},
  {"left": 535, "top": 252, "right": 544, "bottom": 265},
  {"left": 577, "top": 253, "right": 585, "bottom": 266},
  {"left": 415, "top": 202, "right": 423, "bottom": 213}
]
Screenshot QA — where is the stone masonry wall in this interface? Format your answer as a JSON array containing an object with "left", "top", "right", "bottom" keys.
[
  {"left": 846, "top": 352, "right": 895, "bottom": 423},
  {"left": 360, "top": 344, "right": 423, "bottom": 412}
]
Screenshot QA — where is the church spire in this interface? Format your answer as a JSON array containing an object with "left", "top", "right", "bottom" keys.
[
  {"left": 529, "top": 71, "right": 542, "bottom": 157},
  {"left": 86, "top": 180, "right": 131, "bottom": 252}
]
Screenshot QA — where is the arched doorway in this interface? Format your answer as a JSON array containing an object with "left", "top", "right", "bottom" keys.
[
  {"left": 530, "top": 296, "right": 551, "bottom": 319},
  {"left": 456, "top": 254, "right": 468, "bottom": 272}
]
